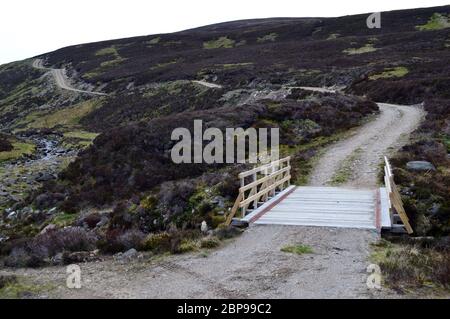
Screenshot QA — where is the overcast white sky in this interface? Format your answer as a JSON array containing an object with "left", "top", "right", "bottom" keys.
[{"left": 0, "top": 0, "right": 449, "bottom": 65}]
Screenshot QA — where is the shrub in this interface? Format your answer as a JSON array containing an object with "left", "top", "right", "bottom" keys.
[
  {"left": 176, "top": 240, "right": 197, "bottom": 254},
  {"left": 0, "top": 135, "right": 13, "bottom": 152},
  {"left": 214, "top": 225, "right": 243, "bottom": 240},
  {"left": 141, "top": 232, "right": 172, "bottom": 253},
  {"left": 3, "top": 227, "right": 97, "bottom": 268},
  {"left": 200, "top": 237, "right": 220, "bottom": 249},
  {"left": 97, "top": 228, "right": 144, "bottom": 254}
]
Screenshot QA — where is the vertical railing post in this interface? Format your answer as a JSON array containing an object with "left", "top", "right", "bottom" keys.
[{"left": 240, "top": 177, "right": 245, "bottom": 217}]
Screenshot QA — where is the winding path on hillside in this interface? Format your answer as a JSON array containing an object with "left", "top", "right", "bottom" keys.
[
  {"left": 309, "top": 102, "right": 425, "bottom": 188},
  {"left": 32, "top": 59, "right": 107, "bottom": 96}
]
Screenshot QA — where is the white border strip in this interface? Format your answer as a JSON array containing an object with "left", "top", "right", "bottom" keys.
[{"left": 241, "top": 185, "right": 296, "bottom": 222}]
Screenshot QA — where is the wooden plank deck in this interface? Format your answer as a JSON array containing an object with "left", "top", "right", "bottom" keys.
[{"left": 245, "top": 186, "right": 377, "bottom": 229}]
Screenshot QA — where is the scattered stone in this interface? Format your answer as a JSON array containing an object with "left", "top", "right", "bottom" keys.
[
  {"left": 51, "top": 252, "right": 63, "bottom": 265},
  {"left": 35, "top": 172, "right": 55, "bottom": 182},
  {"left": 211, "top": 196, "right": 226, "bottom": 208},
  {"left": 40, "top": 223, "right": 57, "bottom": 235},
  {"left": 230, "top": 219, "right": 249, "bottom": 228},
  {"left": 201, "top": 221, "right": 208, "bottom": 233},
  {"left": 406, "top": 161, "right": 436, "bottom": 171},
  {"left": 6, "top": 211, "right": 17, "bottom": 220},
  {"left": 62, "top": 251, "right": 100, "bottom": 264},
  {"left": 114, "top": 248, "right": 139, "bottom": 262}
]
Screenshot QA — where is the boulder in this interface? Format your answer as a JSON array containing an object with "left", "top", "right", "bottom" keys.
[
  {"left": 406, "top": 161, "right": 436, "bottom": 172},
  {"left": 35, "top": 172, "right": 55, "bottom": 182},
  {"left": 230, "top": 219, "right": 249, "bottom": 228},
  {"left": 40, "top": 223, "right": 57, "bottom": 235}
]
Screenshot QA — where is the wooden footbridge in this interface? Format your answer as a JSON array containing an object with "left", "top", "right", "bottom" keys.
[{"left": 226, "top": 156, "right": 413, "bottom": 234}]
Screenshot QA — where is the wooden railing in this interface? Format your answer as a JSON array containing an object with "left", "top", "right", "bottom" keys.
[
  {"left": 225, "top": 157, "right": 291, "bottom": 225},
  {"left": 384, "top": 156, "right": 413, "bottom": 234}
]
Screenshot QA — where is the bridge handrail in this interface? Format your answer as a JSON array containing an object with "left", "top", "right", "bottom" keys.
[
  {"left": 226, "top": 157, "right": 291, "bottom": 225},
  {"left": 384, "top": 156, "right": 413, "bottom": 234}
]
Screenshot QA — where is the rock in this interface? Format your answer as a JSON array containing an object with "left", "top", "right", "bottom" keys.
[
  {"left": 95, "top": 216, "right": 109, "bottom": 228},
  {"left": 62, "top": 251, "right": 100, "bottom": 264},
  {"left": 40, "top": 223, "right": 57, "bottom": 235},
  {"left": 51, "top": 252, "right": 63, "bottom": 265},
  {"left": 230, "top": 219, "right": 249, "bottom": 228},
  {"left": 35, "top": 172, "right": 55, "bottom": 182},
  {"left": 211, "top": 196, "right": 226, "bottom": 208},
  {"left": 7, "top": 211, "right": 16, "bottom": 220},
  {"left": 201, "top": 221, "right": 208, "bottom": 233},
  {"left": 406, "top": 161, "right": 436, "bottom": 171},
  {"left": 115, "top": 248, "right": 139, "bottom": 261},
  {"left": 429, "top": 203, "right": 441, "bottom": 216},
  {"left": 34, "top": 193, "right": 51, "bottom": 208}
]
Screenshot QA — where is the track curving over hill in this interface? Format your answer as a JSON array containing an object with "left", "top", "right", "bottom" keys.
[{"left": 32, "top": 59, "right": 107, "bottom": 96}]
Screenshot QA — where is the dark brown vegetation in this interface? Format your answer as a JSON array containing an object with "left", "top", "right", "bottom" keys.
[{"left": 0, "top": 134, "right": 12, "bottom": 152}]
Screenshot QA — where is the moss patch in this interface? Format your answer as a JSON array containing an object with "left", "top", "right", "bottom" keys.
[
  {"left": 329, "top": 147, "right": 363, "bottom": 185},
  {"left": 281, "top": 244, "right": 313, "bottom": 255},
  {"left": 257, "top": 33, "right": 278, "bottom": 43},
  {"left": 369, "top": 67, "right": 409, "bottom": 80},
  {"left": 416, "top": 13, "right": 450, "bottom": 31},
  {"left": 343, "top": 43, "right": 377, "bottom": 55},
  {"left": 0, "top": 141, "right": 35, "bottom": 162},
  {"left": 51, "top": 212, "right": 78, "bottom": 227},
  {"left": 203, "top": 37, "right": 235, "bottom": 49},
  {"left": 18, "top": 99, "right": 102, "bottom": 130},
  {"left": 0, "top": 276, "right": 53, "bottom": 299}
]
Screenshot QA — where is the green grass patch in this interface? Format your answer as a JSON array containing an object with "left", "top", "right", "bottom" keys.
[
  {"left": 416, "top": 13, "right": 450, "bottom": 31},
  {"left": 18, "top": 99, "right": 102, "bottom": 130},
  {"left": 327, "top": 33, "right": 340, "bottom": 40},
  {"left": 150, "top": 60, "right": 178, "bottom": 70},
  {"left": 203, "top": 37, "right": 235, "bottom": 49},
  {"left": 147, "top": 37, "right": 161, "bottom": 45},
  {"left": 343, "top": 43, "right": 377, "bottom": 55},
  {"left": 51, "top": 212, "right": 78, "bottom": 227},
  {"left": 329, "top": 147, "right": 363, "bottom": 186},
  {"left": 0, "top": 141, "right": 35, "bottom": 162},
  {"left": 220, "top": 62, "right": 253, "bottom": 69},
  {"left": 95, "top": 46, "right": 118, "bottom": 56},
  {"left": 369, "top": 67, "right": 409, "bottom": 80},
  {"left": 63, "top": 131, "right": 99, "bottom": 141},
  {"left": 62, "top": 130, "right": 99, "bottom": 148},
  {"left": 281, "top": 244, "right": 313, "bottom": 255},
  {"left": 370, "top": 240, "right": 450, "bottom": 290},
  {"left": 0, "top": 276, "right": 54, "bottom": 299},
  {"left": 257, "top": 33, "right": 278, "bottom": 43}
]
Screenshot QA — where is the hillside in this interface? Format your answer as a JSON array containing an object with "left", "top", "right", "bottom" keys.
[{"left": 0, "top": 5, "right": 449, "bottom": 293}]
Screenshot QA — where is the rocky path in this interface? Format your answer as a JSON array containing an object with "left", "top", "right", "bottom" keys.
[{"left": 309, "top": 102, "right": 425, "bottom": 188}]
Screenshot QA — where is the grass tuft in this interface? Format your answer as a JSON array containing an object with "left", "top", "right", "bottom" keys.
[
  {"left": 281, "top": 244, "right": 314, "bottom": 255},
  {"left": 203, "top": 37, "right": 235, "bottom": 49},
  {"left": 369, "top": 67, "right": 409, "bottom": 80}
]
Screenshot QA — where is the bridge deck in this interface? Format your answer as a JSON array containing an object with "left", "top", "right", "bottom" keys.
[{"left": 243, "top": 186, "right": 380, "bottom": 230}]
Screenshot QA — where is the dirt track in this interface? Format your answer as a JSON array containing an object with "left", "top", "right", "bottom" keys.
[
  {"left": 310, "top": 102, "right": 425, "bottom": 188},
  {"left": 32, "top": 59, "right": 107, "bottom": 96}
]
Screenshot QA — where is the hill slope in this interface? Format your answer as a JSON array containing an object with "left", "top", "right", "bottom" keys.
[{"left": 0, "top": 5, "right": 449, "bottom": 274}]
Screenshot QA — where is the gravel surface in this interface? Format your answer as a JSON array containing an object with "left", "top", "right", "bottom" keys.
[
  {"left": 2, "top": 225, "right": 395, "bottom": 299},
  {"left": 309, "top": 103, "right": 425, "bottom": 188}
]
